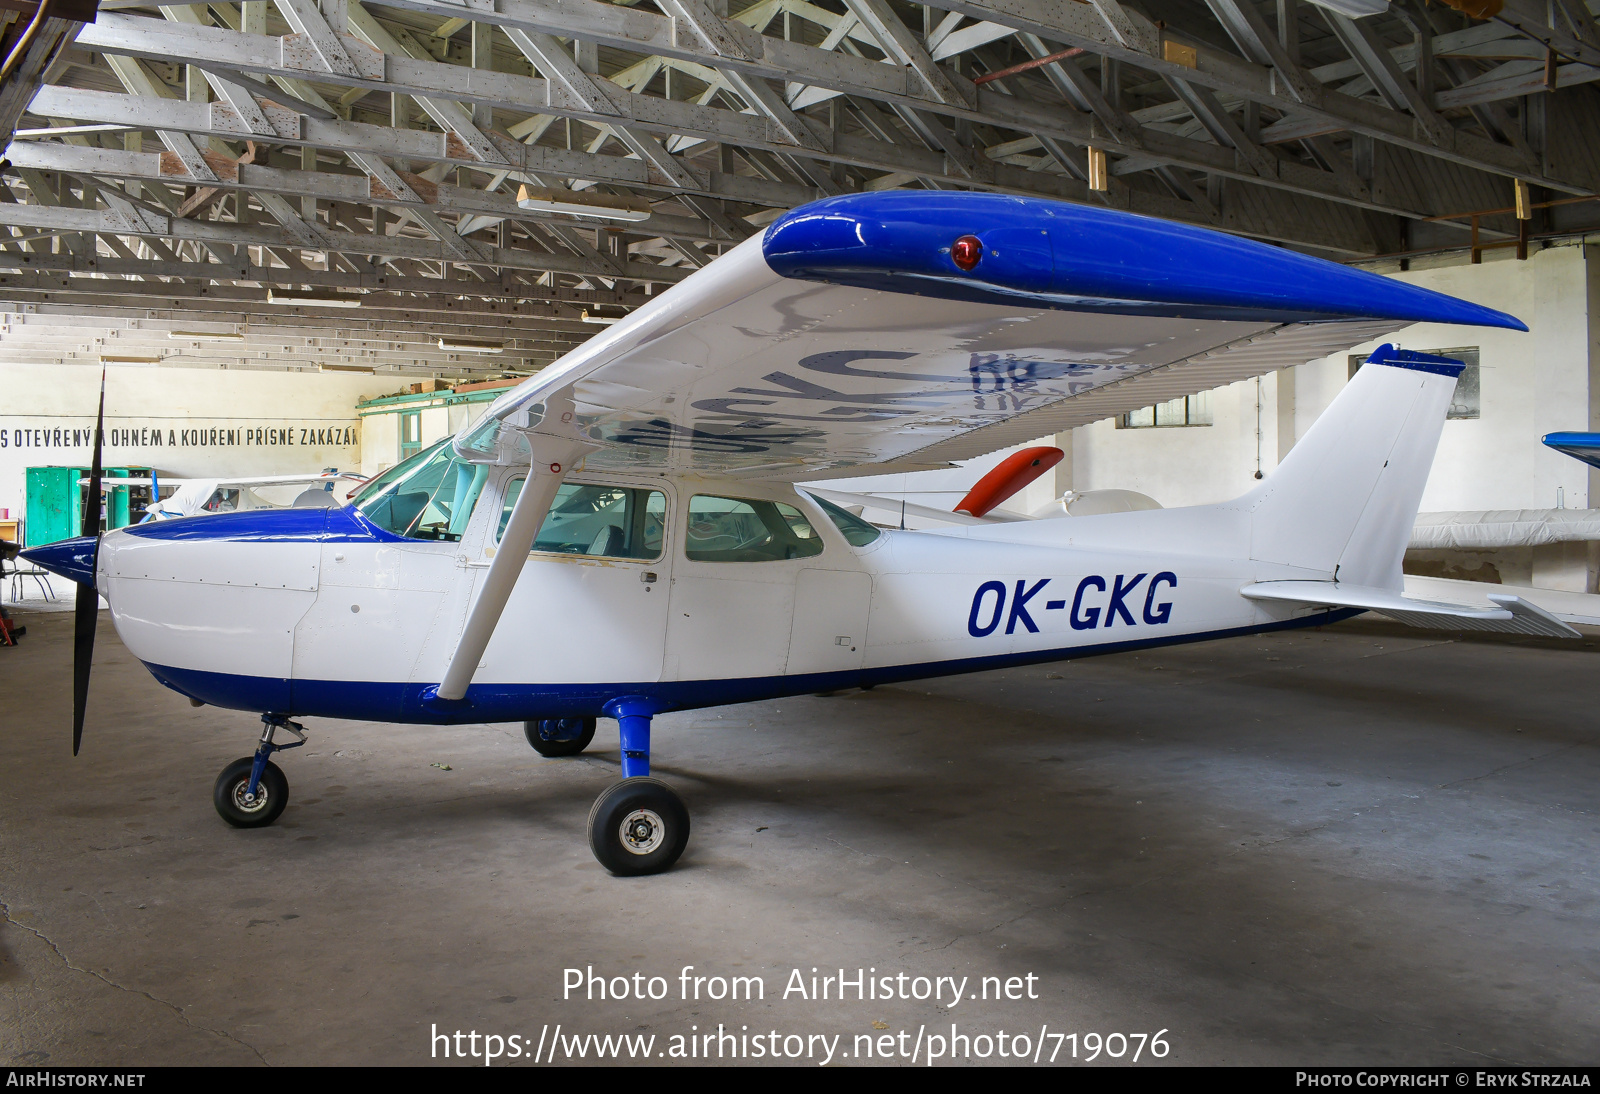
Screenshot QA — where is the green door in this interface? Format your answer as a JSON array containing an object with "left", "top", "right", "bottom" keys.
[{"left": 25, "top": 466, "right": 83, "bottom": 547}]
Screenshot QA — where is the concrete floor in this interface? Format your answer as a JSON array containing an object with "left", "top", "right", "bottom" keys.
[{"left": 1, "top": 607, "right": 1597, "bottom": 1067}]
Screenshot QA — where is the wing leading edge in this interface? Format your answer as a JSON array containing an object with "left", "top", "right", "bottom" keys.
[{"left": 458, "top": 193, "right": 1525, "bottom": 479}]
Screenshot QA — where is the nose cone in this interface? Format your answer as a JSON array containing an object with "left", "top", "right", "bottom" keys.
[{"left": 21, "top": 536, "right": 98, "bottom": 588}]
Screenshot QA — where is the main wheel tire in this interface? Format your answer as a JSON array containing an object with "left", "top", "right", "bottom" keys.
[
  {"left": 587, "top": 777, "right": 690, "bottom": 876},
  {"left": 213, "top": 757, "right": 289, "bottom": 828},
  {"left": 524, "top": 717, "right": 596, "bottom": 757}
]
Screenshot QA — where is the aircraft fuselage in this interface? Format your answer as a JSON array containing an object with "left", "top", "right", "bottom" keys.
[{"left": 87, "top": 468, "right": 1338, "bottom": 725}]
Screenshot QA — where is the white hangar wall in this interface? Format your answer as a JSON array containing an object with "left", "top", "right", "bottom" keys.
[
  {"left": 1066, "top": 243, "right": 1600, "bottom": 515},
  {"left": 0, "top": 364, "right": 394, "bottom": 522}
]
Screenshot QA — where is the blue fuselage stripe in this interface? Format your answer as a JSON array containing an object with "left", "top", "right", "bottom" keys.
[{"left": 142, "top": 608, "right": 1363, "bottom": 725}]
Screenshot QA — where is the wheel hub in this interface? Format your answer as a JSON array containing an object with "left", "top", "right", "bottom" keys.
[
  {"left": 539, "top": 717, "right": 584, "bottom": 742},
  {"left": 232, "top": 778, "right": 270, "bottom": 814},
  {"left": 619, "top": 808, "right": 665, "bottom": 855}
]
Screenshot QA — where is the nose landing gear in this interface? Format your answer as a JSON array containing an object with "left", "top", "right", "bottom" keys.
[
  {"left": 587, "top": 700, "right": 688, "bottom": 876},
  {"left": 214, "top": 715, "right": 305, "bottom": 828}
]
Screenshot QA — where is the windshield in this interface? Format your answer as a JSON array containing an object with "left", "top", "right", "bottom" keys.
[
  {"left": 201, "top": 488, "right": 240, "bottom": 513},
  {"left": 354, "top": 440, "right": 489, "bottom": 541},
  {"left": 349, "top": 439, "right": 447, "bottom": 507}
]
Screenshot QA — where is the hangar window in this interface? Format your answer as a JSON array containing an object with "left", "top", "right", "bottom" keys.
[
  {"left": 1350, "top": 347, "right": 1479, "bottom": 419},
  {"left": 685, "top": 495, "right": 824, "bottom": 562},
  {"left": 498, "top": 479, "right": 667, "bottom": 562},
  {"left": 399, "top": 410, "right": 423, "bottom": 459},
  {"left": 1118, "top": 390, "right": 1212, "bottom": 428},
  {"left": 805, "top": 491, "right": 882, "bottom": 547}
]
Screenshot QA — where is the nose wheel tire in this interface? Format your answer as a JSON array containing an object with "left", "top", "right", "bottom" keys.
[
  {"left": 524, "top": 717, "right": 596, "bottom": 757},
  {"left": 588, "top": 778, "right": 689, "bottom": 876},
  {"left": 214, "top": 757, "right": 289, "bottom": 828}
]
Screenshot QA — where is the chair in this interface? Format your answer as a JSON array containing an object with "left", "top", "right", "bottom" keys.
[
  {"left": 3, "top": 540, "right": 56, "bottom": 603},
  {"left": 588, "top": 524, "right": 626, "bottom": 557},
  {"left": 9, "top": 563, "right": 55, "bottom": 604}
]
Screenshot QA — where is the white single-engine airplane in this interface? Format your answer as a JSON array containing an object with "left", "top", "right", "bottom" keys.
[{"left": 26, "top": 192, "right": 1577, "bottom": 876}]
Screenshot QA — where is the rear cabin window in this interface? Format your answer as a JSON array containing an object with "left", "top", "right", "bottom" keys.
[
  {"left": 806, "top": 492, "right": 882, "bottom": 546},
  {"left": 499, "top": 480, "right": 667, "bottom": 561},
  {"left": 685, "top": 495, "right": 823, "bottom": 562}
]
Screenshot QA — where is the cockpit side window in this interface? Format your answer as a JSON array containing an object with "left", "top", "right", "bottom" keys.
[{"left": 498, "top": 480, "right": 667, "bottom": 562}]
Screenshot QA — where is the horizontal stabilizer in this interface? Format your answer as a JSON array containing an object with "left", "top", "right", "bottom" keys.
[{"left": 1240, "top": 581, "right": 1581, "bottom": 639}]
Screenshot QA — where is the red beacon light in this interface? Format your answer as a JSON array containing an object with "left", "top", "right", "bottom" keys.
[{"left": 950, "top": 234, "right": 983, "bottom": 272}]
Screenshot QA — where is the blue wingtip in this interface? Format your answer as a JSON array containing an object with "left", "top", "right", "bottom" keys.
[
  {"left": 762, "top": 192, "right": 1530, "bottom": 330},
  {"left": 21, "top": 535, "right": 98, "bottom": 588},
  {"left": 1543, "top": 431, "right": 1600, "bottom": 470}
]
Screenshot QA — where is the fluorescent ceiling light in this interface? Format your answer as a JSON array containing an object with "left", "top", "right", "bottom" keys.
[
  {"left": 581, "top": 305, "right": 631, "bottom": 325},
  {"left": 14, "top": 123, "right": 133, "bottom": 138},
  {"left": 99, "top": 354, "right": 163, "bottom": 365},
  {"left": 268, "top": 289, "right": 363, "bottom": 308},
  {"left": 437, "top": 337, "right": 506, "bottom": 353},
  {"left": 168, "top": 330, "right": 246, "bottom": 341},
  {"left": 516, "top": 184, "right": 651, "bottom": 223},
  {"left": 1303, "top": 0, "right": 1387, "bottom": 16}
]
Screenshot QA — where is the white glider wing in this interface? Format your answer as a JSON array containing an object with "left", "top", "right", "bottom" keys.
[{"left": 457, "top": 193, "right": 1522, "bottom": 480}]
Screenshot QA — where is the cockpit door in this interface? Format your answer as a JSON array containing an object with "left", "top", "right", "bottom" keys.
[{"left": 470, "top": 473, "right": 674, "bottom": 686}]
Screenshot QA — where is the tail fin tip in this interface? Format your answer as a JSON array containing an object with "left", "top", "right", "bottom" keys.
[{"left": 1365, "top": 342, "right": 1465, "bottom": 379}]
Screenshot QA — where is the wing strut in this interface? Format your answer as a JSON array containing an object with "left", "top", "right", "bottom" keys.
[{"left": 432, "top": 435, "right": 596, "bottom": 704}]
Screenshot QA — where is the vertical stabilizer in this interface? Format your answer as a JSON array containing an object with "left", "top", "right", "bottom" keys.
[{"left": 1237, "top": 344, "right": 1463, "bottom": 590}]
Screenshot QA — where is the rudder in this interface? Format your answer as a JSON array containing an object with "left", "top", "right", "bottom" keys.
[{"left": 1234, "top": 344, "right": 1463, "bottom": 591}]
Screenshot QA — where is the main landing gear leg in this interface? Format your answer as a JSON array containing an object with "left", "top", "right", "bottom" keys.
[
  {"left": 213, "top": 715, "right": 306, "bottom": 828},
  {"left": 587, "top": 699, "right": 689, "bottom": 876}
]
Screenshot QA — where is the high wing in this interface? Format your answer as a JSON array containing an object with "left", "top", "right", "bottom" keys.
[
  {"left": 430, "top": 192, "right": 1525, "bottom": 708},
  {"left": 454, "top": 192, "right": 1522, "bottom": 478}
]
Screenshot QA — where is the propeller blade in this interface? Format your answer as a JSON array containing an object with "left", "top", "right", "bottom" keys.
[
  {"left": 71, "top": 574, "right": 97, "bottom": 756},
  {"left": 72, "top": 370, "right": 106, "bottom": 756}
]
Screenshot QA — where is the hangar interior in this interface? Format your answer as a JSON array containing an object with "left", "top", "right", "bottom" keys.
[{"left": 2, "top": 0, "right": 1599, "bottom": 1068}]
